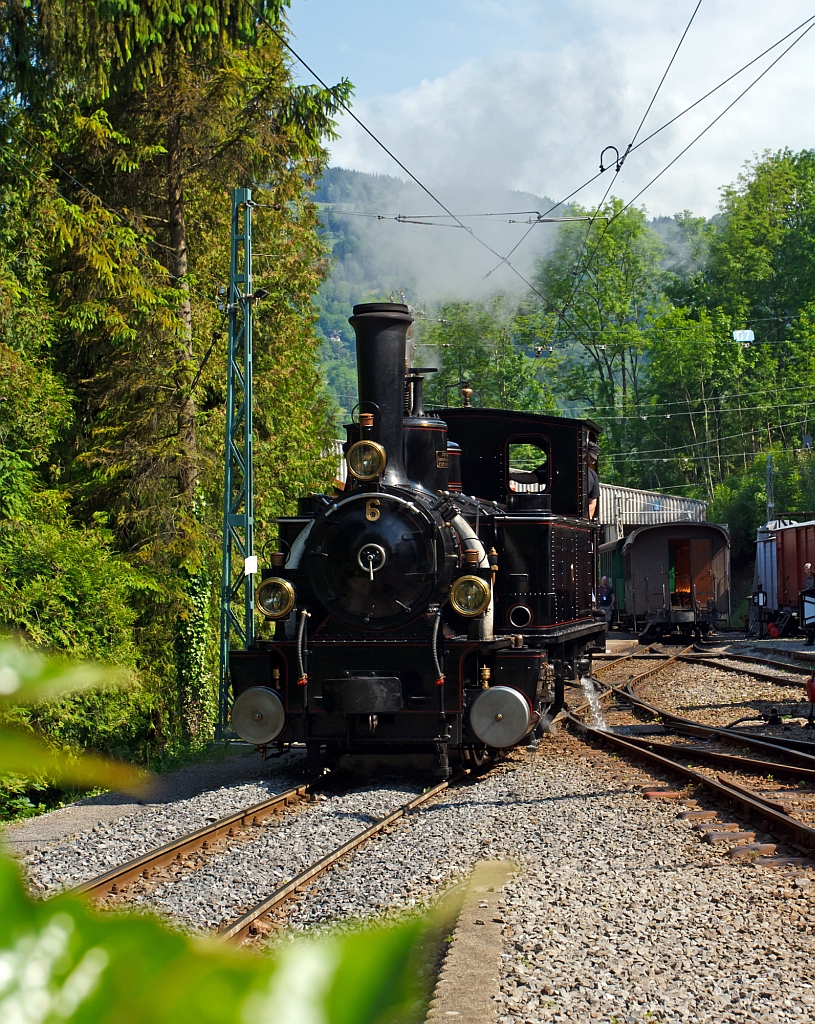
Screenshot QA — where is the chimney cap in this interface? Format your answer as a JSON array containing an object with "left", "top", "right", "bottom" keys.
[{"left": 352, "top": 302, "right": 410, "bottom": 316}]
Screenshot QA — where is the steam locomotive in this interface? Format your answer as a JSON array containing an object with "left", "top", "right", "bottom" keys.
[{"left": 229, "top": 302, "right": 605, "bottom": 775}]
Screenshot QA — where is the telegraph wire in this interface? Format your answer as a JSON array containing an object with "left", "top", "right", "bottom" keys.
[
  {"left": 606, "top": 443, "right": 812, "bottom": 464},
  {"left": 545, "top": 1, "right": 704, "bottom": 343},
  {"left": 481, "top": 11, "right": 815, "bottom": 279},
  {"left": 601, "top": 419, "right": 808, "bottom": 457}
]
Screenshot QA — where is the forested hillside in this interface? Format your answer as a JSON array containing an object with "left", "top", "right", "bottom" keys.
[
  {"left": 0, "top": 0, "right": 348, "bottom": 818},
  {"left": 312, "top": 168, "right": 562, "bottom": 419}
]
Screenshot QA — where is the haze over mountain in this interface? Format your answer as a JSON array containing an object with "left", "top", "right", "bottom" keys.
[{"left": 313, "top": 166, "right": 569, "bottom": 417}]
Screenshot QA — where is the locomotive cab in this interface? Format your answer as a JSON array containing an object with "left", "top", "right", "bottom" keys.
[{"left": 229, "top": 302, "right": 605, "bottom": 775}]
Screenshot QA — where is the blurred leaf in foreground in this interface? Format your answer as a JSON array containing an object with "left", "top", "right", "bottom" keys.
[
  {"left": 0, "top": 642, "right": 130, "bottom": 707},
  {"left": 0, "top": 853, "right": 430, "bottom": 1024},
  {"left": 0, "top": 729, "right": 148, "bottom": 792},
  {"left": 0, "top": 640, "right": 148, "bottom": 794}
]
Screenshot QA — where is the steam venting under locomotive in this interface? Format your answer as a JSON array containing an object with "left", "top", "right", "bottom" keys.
[{"left": 229, "top": 302, "right": 605, "bottom": 775}]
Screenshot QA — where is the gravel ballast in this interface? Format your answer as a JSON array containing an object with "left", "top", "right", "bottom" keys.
[
  {"left": 6, "top": 723, "right": 815, "bottom": 1021},
  {"left": 14, "top": 757, "right": 305, "bottom": 894},
  {"left": 122, "top": 781, "right": 422, "bottom": 932},
  {"left": 259, "top": 738, "right": 814, "bottom": 1023}
]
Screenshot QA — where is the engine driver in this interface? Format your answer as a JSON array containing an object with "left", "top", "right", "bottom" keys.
[{"left": 587, "top": 440, "right": 600, "bottom": 519}]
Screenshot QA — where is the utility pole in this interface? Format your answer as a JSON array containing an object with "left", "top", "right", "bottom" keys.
[
  {"left": 217, "top": 188, "right": 256, "bottom": 740},
  {"left": 766, "top": 453, "right": 774, "bottom": 524}
]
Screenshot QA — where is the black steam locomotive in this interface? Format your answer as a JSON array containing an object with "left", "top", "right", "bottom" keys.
[{"left": 229, "top": 302, "right": 605, "bottom": 775}]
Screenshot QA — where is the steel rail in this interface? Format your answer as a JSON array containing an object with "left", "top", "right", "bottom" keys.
[
  {"left": 567, "top": 715, "right": 815, "bottom": 856},
  {"left": 693, "top": 648, "right": 814, "bottom": 672},
  {"left": 592, "top": 644, "right": 659, "bottom": 674},
  {"left": 220, "top": 774, "right": 467, "bottom": 944},
  {"left": 69, "top": 780, "right": 319, "bottom": 899},
  {"left": 618, "top": 683, "right": 815, "bottom": 763},
  {"left": 613, "top": 734, "right": 815, "bottom": 783},
  {"left": 679, "top": 654, "right": 809, "bottom": 686},
  {"left": 627, "top": 644, "right": 694, "bottom": 685}
]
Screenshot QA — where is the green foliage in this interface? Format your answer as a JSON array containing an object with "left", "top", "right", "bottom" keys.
[
  {"left": 0, "top": 851, "right": 432, "bottom": 1024},
  {"left": 417, "top": 298, "right": 556, "bottom": 414},
  {"left": 0, "top": 641, "right": 147, "bottom": 804},
  {"left": 0, "top": 500, "right": 146, "bottom": 662},
  {"left": 531, "top": 199, "right": 667, "bottom": 415},
  {"left": 0, "top": 2, "right": 351, "bottom": 754},
  {"left": 0, "top": 646, "right": 437, "bottom": 1020}
]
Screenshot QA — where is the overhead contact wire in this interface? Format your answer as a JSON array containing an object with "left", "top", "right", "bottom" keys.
[
  {"left": 547, "top": 1, "right": 705, "bottom": 344},
  {"left": 483, "top": 10, "right": 814, "bottom": 278}
]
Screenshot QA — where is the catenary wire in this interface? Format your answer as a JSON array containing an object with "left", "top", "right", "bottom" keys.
[
  {"left": 547, "top": 1, "right": 704, "bottom": 342},
  {"left": 242, "top": 0, "right": 560, "bottom": 294},
  {"left": 547, "top": 16, "right": 815, "bottom": 348},
  {"left": 614, "top": 19, "right": 810, "bottom": 224},
  {"left": 623, "top": 0, "right": 704, "bottom": 162},
  {"left": 568, "top": 382, "right": 813, "bottom": 412},
  {"left": 628, "top": 12, "right": 815, "bottom": 160},
  {"left": 585, "top": 400, "right": 813, "bottom": 421},
  {"left": 481, "top": 11, "right": 815, "bottom": 279},
  {"left": 243, "top": 0, "right": 610, "bottom": 337}
]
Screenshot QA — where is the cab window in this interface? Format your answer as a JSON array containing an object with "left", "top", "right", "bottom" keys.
[{"left": 506, "top": 438, "right": 550, "bottom": 492}]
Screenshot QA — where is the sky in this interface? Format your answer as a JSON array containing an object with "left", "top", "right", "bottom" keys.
[{"left": 286, "top": 1, "right": 815, "bottom": 221}]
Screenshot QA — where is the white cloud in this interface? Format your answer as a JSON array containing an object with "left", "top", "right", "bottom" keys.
[{"left": 328, "top": 1, "right": 815, "bottom": 219}]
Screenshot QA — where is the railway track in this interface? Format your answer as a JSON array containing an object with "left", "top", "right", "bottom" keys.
[
  {"left": 65, "top": 767, "right": 473, "bottom": 945},
  {"left": 69, "top": 779, "right": 318, "bottom": 900},
  {"left": 567, "top": 648, "right": 815, "bottom": 861},
  {"left": 220, "top": 774, "right": 466, "bottom": 944}
]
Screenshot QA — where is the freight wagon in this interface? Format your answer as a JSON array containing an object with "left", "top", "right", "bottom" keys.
[{"left": 752, "top": 519, "right": 815, "bottom": 635}]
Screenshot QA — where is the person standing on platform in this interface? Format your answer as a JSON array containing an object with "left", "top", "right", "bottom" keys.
[{"left": 598, "top": 575, "right": 615, "bottom": 632}]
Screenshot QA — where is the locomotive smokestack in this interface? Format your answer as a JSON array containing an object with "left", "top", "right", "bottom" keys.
[{"left": 349, "top": 302, "right": 413, "bottom": 486}]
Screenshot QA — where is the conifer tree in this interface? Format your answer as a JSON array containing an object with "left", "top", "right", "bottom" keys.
[{"left": 0, "top": 2, "right": 350, "bottom": 741}]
